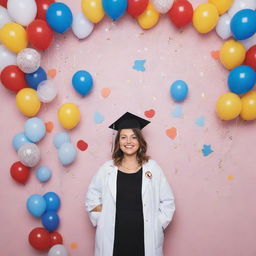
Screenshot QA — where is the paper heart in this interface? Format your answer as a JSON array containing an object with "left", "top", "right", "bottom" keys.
[
  {"left": 211, "top": 50, "right": 219, "bottom": 60},
  {"left": 166, "top": 127, "right": 177, "bottom": 139},
  {"left": 144, "top": 109, "right": 155, "bottom": 118},
  {"left": 47, "top": 68, "right": 57, "bottom": 78},
  {"left": 45, "top": 121, "right": 54, "bottom": 133},
  {"left": 101, "top": 88, "right": 111, "bottom": 98}
]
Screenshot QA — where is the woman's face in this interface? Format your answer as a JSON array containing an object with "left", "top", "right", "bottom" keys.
[{"left": 119, "top": 129, "right": 140, "bottom": 156}]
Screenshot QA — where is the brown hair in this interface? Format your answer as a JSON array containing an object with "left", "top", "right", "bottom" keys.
[{"left": 112, "top": 128, "right": 150, "bottom": 166}]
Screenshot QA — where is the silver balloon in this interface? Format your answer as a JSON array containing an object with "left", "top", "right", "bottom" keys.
[
  {"left": 48, "top": 245, "right": 69, "bottom": 256},
  {"left": 18, "top": 142, "right": 40, "bottom": 167},
  {"left": 37, "top": 80, "right": 57, "bottom": 103},
  {"left": 151, "top": 0, "right": 174, "bottom": 13}
]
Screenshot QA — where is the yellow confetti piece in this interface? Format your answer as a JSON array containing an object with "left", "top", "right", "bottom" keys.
[
  {"left": 70, "top": 242, "right": 78, "bottom": 249},
  {"left": 227, "top": 175, "right": 234, "bottom": 181}
]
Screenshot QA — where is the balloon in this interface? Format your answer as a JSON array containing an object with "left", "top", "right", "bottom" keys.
[
  {"left": 240, "top": 91, "right": 256, "bottom": 120},
  {"left": 58, "top": 103, "right": 80, "bottom": 129},
  {"left": 42, "top": 211, "right": 60, "bottom": 232},
  {"left": 244, "top": 45, "right": 256, "bottom": 71},
  {"left": 219, "top": 39, "right": 246, "bottom": 70},
  {"left": 0, "top": 0, "right": 7, "bottom": 8},
  {"left": 36, "top": 166, "right": 52, "bottom": 182},
  {"left": 27, "top": 19, "right": 53, "bottom": 50},
  {"left": 208, "top": 0, "right": 234, "bottom": 15},
  {"left": 192, "top": 3, "right": 219, "bottom": 33},
  {"left": 37, "top": 80, "right": 57, "bottom": 103},
  {"left": 127, "top": 0, "right": 148, "bottom": 17},
  {"left": 12, "top": 132, "right": 31, "bottom": 151},
  {"left": 215, "top": 13, "right": 232, "bottom": 39},
  {"left": 7, "top": 0, "right": 37, "bottom": 26},
  {"left": 0, "top": 45, "right": 16, "bottom": 72},
  {"left": 72, "top": 12, "right": 94, "bottom": 40},
  {"left": 230, "top": 9, "right": 256, "bottom": 41},
  {"left": 0, "top": 6, "right": 11, "bottom": 28},
  {"left": 241, "top": 33, "right": 256, "bottom": 50},
  {"left": 102, "top": 0, "right": 127, "bottom": 20},
  {"left": 170, "top": 80, "right": 188, "bottom": 101},
  {"left": 24, "top": 117, "right": 46, "bottom": 142},
  {"left": 151, "top": 0, "right": 173, "bottom": 14},
  {"left": 17, "top": 48, "right": 41, "bottom": 74},
  {"left": 216, "top": 92, "right": 242, "bottom": 120},
  {"left": 25, "top": 67, "right": 47, "bottom": 90},
  {"left": 72, "top": 70, "right": 93, "bottom": 96},
  {"left": 137, "top": 3, "right": 160, "bottom": 29},
  {"left": 18, "top": 142, "right": 41, "bottom": 167},
  {"left": 35, "top": 0, "right": 55, "bottom": 20},
  {"left": 44, "top": 192, "right": 60, "bottom": 211},
  {"left": 29, "top": 227, "right": 51, "bottom": 251},
  {"left": 228, "top": 65, "right": 256, "bottom": 94},
  {"left": 50, "top": 232, "right": 63, "bottom": 246},
  {"left": 0, "top": 65, "right": 28, "bottom": 92},
  {"left": 27, "top": 194, "right": 46, "bottom": 217},
  {"left": 81, "top": 0, "right": 104, "bottom": 23},
  {"left": 10, "top": 161, "right": 30, "bottom": 184},
  {"left": 46, "top": 2, "right": 73, "bottom": 33},
  {"left": 16, "top": 88, "right": 41, "bottom": 117},
  {"left": 48, "top": 244, "right": 69, "bottom": 256},
  {"left": 58, "top": 142, "right": 77, "bottom": 166},
  {"left": 53, "top": 132, "right": 71, "bottom": 149},
  {"left": 0, "top": 22, "right": 28, "bottom": 53},
  {"left": 228, "top": 0, "right": 256, "bottom": 17},
  {"left": 168, "top": 0, "right": 193, "bottom": 28}
]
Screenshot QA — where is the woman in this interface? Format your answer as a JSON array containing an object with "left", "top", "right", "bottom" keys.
[{"left": 85, "top": 112, "right": 175, "bottom": 256}]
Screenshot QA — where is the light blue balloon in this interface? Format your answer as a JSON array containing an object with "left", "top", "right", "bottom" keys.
[
  {"left": 53, "top": 132, "right": 71, "bottom": 149},
  {"left": 36, "top": 166, "right": 52, "bottom": 182},
  {"left": 44, "top": 192, "right": 61, "bottom": 211},
  {"left": 24, "top": 117, "right": 46, "bottom": 143},
  {"left": 102, "top": 0, "right": 127, "bottom": 20},
  {"left": 58, "top": 142, "right": 77, "bottom": 166},
  {"left": 170, "top": 80, "right": 189, "bottom": 102},
  {"left": 26, "top": 194, "right": 46, "bottom": 218},
  {"left": 12, "top": 132, "right": 31, "bottom": 151}
]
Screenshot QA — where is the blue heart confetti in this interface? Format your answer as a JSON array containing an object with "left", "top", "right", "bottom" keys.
[
  {"left": 202, "top": 144, "right": 213, "bottom": 156},
  {"left": 94, "top": 112, "right": 105, "bottom": 124},
  {"left": 133, "top": 60, "right": 146, "bottom": 72},
  {"left": 195, "top": 116, "right": 205, "bottom": 127},
  {"left": 171, "top": 105, "right": 183, "bottom": 118}
]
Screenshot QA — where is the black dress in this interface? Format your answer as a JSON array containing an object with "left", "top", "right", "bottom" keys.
[{"left": 113, "top": 168, "right": 145, "bottom": 256}]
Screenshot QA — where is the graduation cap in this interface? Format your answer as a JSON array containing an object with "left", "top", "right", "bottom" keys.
[{"left": 109, "top": 112, "right": 150, "bottom": 131}]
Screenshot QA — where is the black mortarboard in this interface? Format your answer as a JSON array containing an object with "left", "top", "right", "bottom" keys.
[{"left": 109, "top": 112, "right": 150, "bottom": 131}]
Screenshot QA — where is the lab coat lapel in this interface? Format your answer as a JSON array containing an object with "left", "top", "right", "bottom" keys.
[
  {"left": 142, "top": 161, "right": 151, "bottom": 197},
  {"left": 108, "top": 164, "right": 118, "bottom": 202}
]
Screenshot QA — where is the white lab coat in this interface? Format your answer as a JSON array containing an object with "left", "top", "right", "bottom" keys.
[{"left": 85, "top": 159, "right": 175, "bottom": 256}]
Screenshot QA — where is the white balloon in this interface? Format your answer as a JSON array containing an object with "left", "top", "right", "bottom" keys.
[
  {"left": 37, "top": 80, "right": 57, "bottom": 103},
  {"left": 17, "top": 48, "right": 41, "bottom": 73},
  {"left": 72, "top": 12, "right": 94, "bottom": 40},
  {"left": 0, "top": 6, "right": 12, "bottom": 29},
  {"left": 240, "top": 33, "right": 256, "bottom": 49},
  {"left": 48, "top": 245, "right": 69, "bottom": 256},
  {"left": 151, "top": 0, "right": 174, "bottom": 13},
  {"left": 18, "top": 142, "right": 40, "bottom": 167},
  {"left": 228, "top": 0, "right": 256, "bottom": 17},
  {"left": 7, "top": 0, "right": 37, "bottom": 27},
  {"left": 216, "top": 13, "right": 232, "bottom": 40},
  {"left": 0, "top": 44, "right": 16, "bottom": 72}
]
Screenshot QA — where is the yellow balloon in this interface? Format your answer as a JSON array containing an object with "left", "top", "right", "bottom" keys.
[
  {"left": 58, "top": 103, "right": 81, "bottom": 129},
  {"left": 81, "top": 0, "right": 104, "bottom": 23},
  {"left": 193, "top": 3, "right": 219, "bottom": 33},
  {"left": 0, "top": 22, "right": 28, "bottom": 53},
  {"left": 240, "top": 91, "right": 256, "bottom": 121},
  {"left": 219, "top": 39, "right": 246, "bottom": 70},
  {"left": 16, "top": 88, "right": 41, "bottom": 117},
  {"left": 137, "top": 3, "right": 160, "bottom": 30},
  {"left": 216, "top": 92, "right": 242, "bottom": 120},
  {"left": 208, "top": 0, "right": 234, "bottom": 14}
]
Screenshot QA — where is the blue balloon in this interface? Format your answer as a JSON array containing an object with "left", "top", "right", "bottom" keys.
[
  {"left": 228, "top": 65, "right": 256, "bottom": 94},
  {"left": 36, "top": 166, "right": 52, "bottom": 182},
  {"left": 58, "top": 142, "right": 77, "bottom": 166},
  {"left": 43, "top": 192, "right": 61, "bottom": 211},
  {"left": 102, "top": 0, "right": 127, "bottom": 20},
  {"left": 12, "top": 132, "right": 31, "bottom": 151},
  {"left": 41, "top": 211, "right": 60, "bottom": 232},
  {"left": 53, "top": 132, "right": 71, "bottom": 149},
  {"left": 26, "top": 194, "right": 46, "bottom": 218},
  {"left": 46, "top": 2, "right": 73, "bottom": 33},
  {"left": 25, "top": 67, "right": 47, "bottom": 90},
  {"left": 170, "top": 80, "right": 189, "bottom": 102},
  {"left": 24, "top": 117, "right": 46, "bottom": 143},
  {"left": 72, "top": 70, "right": 93, "bottom": 96},
  {"left": 231, "top": 9, "right": 256, "bottom": 40}
]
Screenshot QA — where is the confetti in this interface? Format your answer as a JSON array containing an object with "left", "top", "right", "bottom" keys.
[
  {"left": 45, "top": 121, "right": 54, "bottom": 133},
  {"left": 144, "top": 109, "right": 155, "bottom": 118},
  {"left": 101, "top": 88, "right": 111, "bottom": 98},
  {"left": 77, "top": 140, "right": 88, "bottom": 151},
  {"left": 171, "top": 105, "right": 183, "bottom": 118},
  {"left": 227, "top": 175, "right": 234, "bottom": 181},
  {"left": 94, "top": 112, "right": 105, "bottom": 124},
  {"left": 202, "top": 144, "right": 213, "bottom": 156},
  {"left": 195, "top": 116, "right": 205, "bottom": 127},
  {"left": 211, "top": 50, "right": 219, "bottom": 60},
  {"left": 47, "top": 69, "right": 57, "bottom": 78},
  {"left": 133, "top": 60, "right": 146, "bottom": 72},
  {"left": 70, "top": 242, "right": 78, "bottom": 249},
  {"left": 166, "top": 127, "right": 177, "bottom": 139}
]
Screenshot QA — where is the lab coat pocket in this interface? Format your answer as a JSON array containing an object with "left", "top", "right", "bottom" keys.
[
  {"left": 89, "top": 211, "right": 102, "bottom": 227},
  {"left": 155, "top": 216, "right": 164, "bottom": 249}
]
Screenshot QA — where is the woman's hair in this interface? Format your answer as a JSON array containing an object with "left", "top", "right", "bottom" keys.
[{"left": 112, "top": 128, "right": 150, "bottom": 166}]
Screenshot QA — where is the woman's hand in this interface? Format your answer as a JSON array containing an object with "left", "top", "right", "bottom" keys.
[{"left": 90, "top": 204, "right": 102, "bottom": 212}]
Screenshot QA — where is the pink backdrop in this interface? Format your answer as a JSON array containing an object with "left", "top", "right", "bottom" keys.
[{"left": 1, "top": 0, "right": 256, "bottom": 255}]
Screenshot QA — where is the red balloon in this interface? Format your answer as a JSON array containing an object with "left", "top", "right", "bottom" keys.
[
  {"left": 10, "top": 161, "right": 30, "bottom": 185},
  {"left": 49, "top": 231, "right": 63, "bottom": 246},
  {"left": 35, "top": 0, "right": 55, "bottom": 20},
  {"left": 244, "top": 45, "right": 256, "bottom": 71},
  {"left": 168, "top": 0, "right": 193, "bottom": 28},
  {"left": 27, "top": 19, "right": 53, "bottom": 51},
  {"left": 0, "top": 0, "right": 7, "bottom": 8},
  {"left": 28, "top": 227, "right": 51, "bottom": 251},
  {"left": 127, "top": 0, "right": 148, "bottom": 17},
  {"left": 0, "top": 65, "right": 28, "bottom": 93}
]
